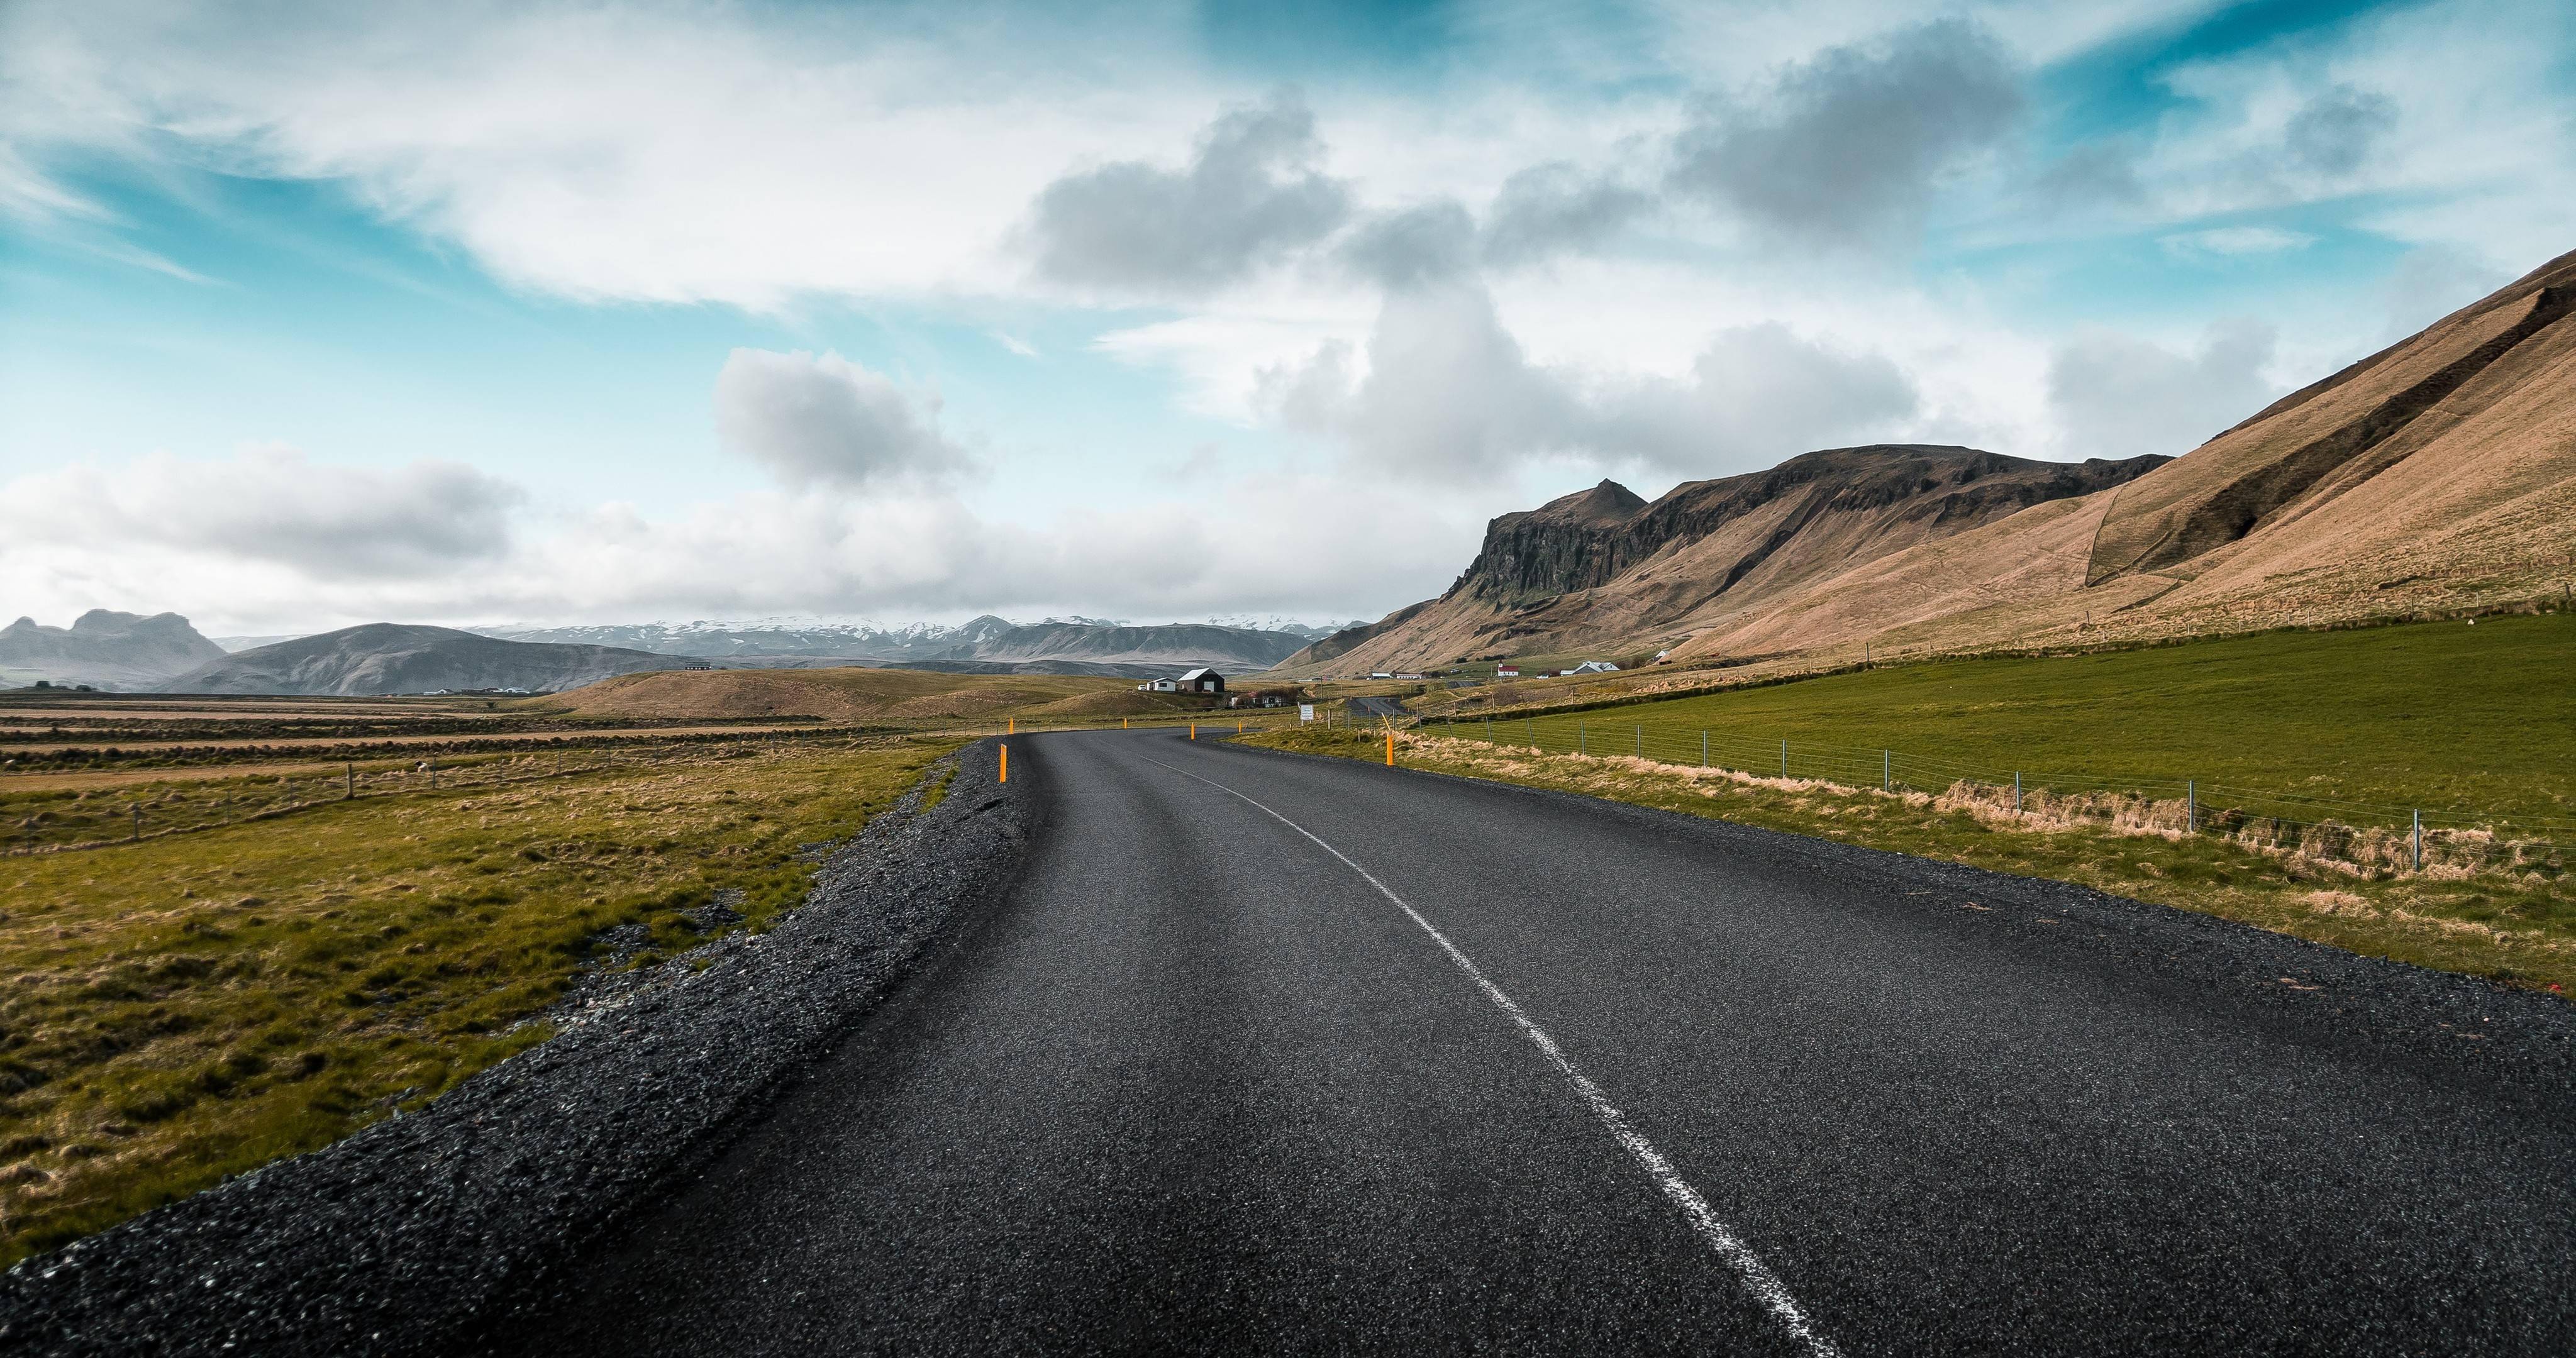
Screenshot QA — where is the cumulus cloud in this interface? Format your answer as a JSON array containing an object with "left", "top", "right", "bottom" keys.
[
  {"left": 2046, "top": 320, "right": 2281, "bottom": 461},
  {"left": 2285, "top": 83, "right": 2399, "bottom": 177},
  {"left": 1259, "top": 281, "right": 1918, "bottom": 480},
  {"left": 1480, "top": 162, "right": 1653, "bottom": 267},
  {"left": 1337, "top": 200, "right": 1478, "bottom": 290},
  {"left": 1589, "top": 323, "right": 1921, "bottom": 469},
  {"left": 714, "top": 348, "right": 975, "bottom": 490},
  {"left": 1669, "top": 18, "right": 2023, "bottom": 245},
  {"left": 0, "top": 444, "right": 521, "bottom": 577},
  {"left": 1023, "top": 93, "right": 1352, "bottom": 295}
]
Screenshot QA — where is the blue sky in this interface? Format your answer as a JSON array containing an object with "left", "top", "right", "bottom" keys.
[{"left": 2, "top": 0, "right": 2569, "bottom": 635}]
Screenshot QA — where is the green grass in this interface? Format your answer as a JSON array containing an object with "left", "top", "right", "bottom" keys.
[
  {"left": 1249, "top": 724, "right": 2576, "bottom": 998},
  {"left": 0, "top": 736, "right": 956, "bottom": 1265},
  {"left": 1428, "top": 613, "right": 2576, "bottom": 831}
]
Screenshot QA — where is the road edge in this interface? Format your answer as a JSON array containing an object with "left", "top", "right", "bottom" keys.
[
  {"left": 0, "top": 739, "right": 1031, "bottom": 1357},
  {"left": 1209, "top": 733, "right": 2576, "bottom": 1079}
]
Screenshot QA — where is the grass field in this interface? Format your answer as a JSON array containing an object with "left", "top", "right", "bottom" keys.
[
  {"left": 0, "top": 736, "right": 956, "bottom": 1266},
  {"left": 1250, "top": 725, "right": 2576, "bottom": 998},
  {"left": 1422, "top": 613, "right": 2576, "bottom": 831},
  {"left": 527, "top": 666, "right": 1173, "bottom": 722}
]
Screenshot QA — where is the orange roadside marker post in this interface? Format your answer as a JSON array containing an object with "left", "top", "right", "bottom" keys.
[
  {"left": 999, "top": 742, "right": 1008, "bottom": 783},
  {"left": 1385, "top": 731, "right": 1394, "bottom": 766},
  {"left": 1008, "top": 717, "right": 1014, "bottom": 734},
  {"left": 1190, "top": 722, "right": 1197, "bottom": 740}
]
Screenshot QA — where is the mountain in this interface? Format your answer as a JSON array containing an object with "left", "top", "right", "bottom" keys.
[
  {"left": 0, "top": 610, "right": 228, "bottom": 690},
  {"left": 490, "top": 614, "right": 1309, "bottom": 674},
  {"left": 1284, "top": 245, "right": 2576, "bottom": 679},
  {"left": 487, "top": 617, "right": 934, "bottom": 658},
  {"left": 160, "top": 624, "right": 701, "bottom": 696},
  {"left": 1200, "top": 614, "right": 1367, "bottom": 640},
  {"left": 921, "top": 620, "right": 1307, "bottom": 673},
  {"left": 1279, "top": 447, "right": 2165, "bottom": 675},
  {"left": 212, "top": 634, "right": 306, "bottom": 653}
]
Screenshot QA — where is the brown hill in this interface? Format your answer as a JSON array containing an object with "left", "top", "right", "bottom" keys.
[
  {"left": 1287, "top": 246, "right": 2576, "bottom": 682},
  {"left": 1278, "top": 446, "right": 2165, "bottom": 675}
]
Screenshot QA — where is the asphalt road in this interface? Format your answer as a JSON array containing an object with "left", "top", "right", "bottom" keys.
[{"left": 511, "top": 729, "right": 2576, "bottom": 1355}]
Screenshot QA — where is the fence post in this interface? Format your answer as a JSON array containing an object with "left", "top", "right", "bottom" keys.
[
  {"left": 1579, "top": 722, "right": 1586, "bottom": 756},
  {"left": 1701, "top": 730, "right": 1708, "bottom": 768},
  {"left": 347, "top": 763, "right": 355, "bottom": 800},
  {"left": 1780, "top": 739, "right": 1787, "bottom": 778},
  {"left": 2412, "top": 809, "right": 2422, "bottom": 871},
  {"left": 131, "top": 806, "right": 140, "bottom": 841},
  {"left": 1634, "top": 726, "right": 1641, "bottom": 758},
  {"left": 1485, "top": 715, "right": 1491, "bottom": 742},
  {"left": 2187, "top": 780, "right": 2196, "bottom": 834},
  {"left": 2014, "top": 771, "right": 2022, "bottom": 814}
]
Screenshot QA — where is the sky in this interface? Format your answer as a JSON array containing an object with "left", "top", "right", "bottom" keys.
[{"left": 2, "top": 0, "right": 2570, "bottom": 636}]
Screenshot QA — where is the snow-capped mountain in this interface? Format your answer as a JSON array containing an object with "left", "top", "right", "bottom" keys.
[
  {"left": 480, "top": 613, "right": 1319, "bottom": 671},
  {"left": 1199, "top": 615, "right": 1367, "bottom": 640}
]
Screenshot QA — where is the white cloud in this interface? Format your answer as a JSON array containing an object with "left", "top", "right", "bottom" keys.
[
  {"left": 1021, "top": 93, "right": 1353, "bottom": 296},
  {"left": 1668, "top": 18, "right": 2025, "bottom": 246},
  {"left": 714, "top": 349, "right": 975, "bottom": 490},
  {"left": 1257, "top": 280, "right": 1919, "bottom": 481},
  {"left": 0, "top": 448, "right": 1481, "bottom": 636},
  {"left": 2046, "top": 319, "right": 2282, "bottom": 461},
  {"left": 0, "top": 444, "right": 521, "bottom": 577}
]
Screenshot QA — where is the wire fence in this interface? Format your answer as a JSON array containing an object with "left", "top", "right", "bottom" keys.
[{"left": 1415, "top": 710, "right": 2570, "bottom": 883}]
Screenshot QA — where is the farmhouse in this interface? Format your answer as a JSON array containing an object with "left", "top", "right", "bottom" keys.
[{"left": 1175, "top": 667, "right": 1224, "bottom": 694}]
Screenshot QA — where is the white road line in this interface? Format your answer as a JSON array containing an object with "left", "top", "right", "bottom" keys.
[{"left": 1143, "top": 753, "right": 1844, "bottom": 1358}]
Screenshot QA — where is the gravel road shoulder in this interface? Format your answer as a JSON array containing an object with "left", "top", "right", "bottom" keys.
[{"left": 0, "top": 739, "right": 1027, "bottom": 1357}]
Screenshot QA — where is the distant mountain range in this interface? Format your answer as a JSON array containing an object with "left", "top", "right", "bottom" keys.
[
  {"left": 1282, "top": 245, "right": 2576, "bottom": 676},
  {"left": 6, "top": 611, "right": 1335, "bottom": 696},
  {"left": 1, "top": 610, "right": 228, "bottom": 690},
  {"left": 492, "top": 615, "right": 1318, "bottom": 673},
  {"left": 162, "top": 625, "right": 696, "bottom": 697}
]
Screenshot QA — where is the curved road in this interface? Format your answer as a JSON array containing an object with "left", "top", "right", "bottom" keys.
[{"left": 513, "top": 729, "right": 2576, "bottom": 1355}]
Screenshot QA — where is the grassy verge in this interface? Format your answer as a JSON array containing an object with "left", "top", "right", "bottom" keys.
[
  {"left": 0, "top": 736, "right": 957, "bottom": 1266},
  {"left": 1247, "top": 725, "right": 2576, "bottom": 995}
]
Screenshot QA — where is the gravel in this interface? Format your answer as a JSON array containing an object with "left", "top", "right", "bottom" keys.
[{"left": 0, "top": 739, "right": 1026, "bottom": 1357}]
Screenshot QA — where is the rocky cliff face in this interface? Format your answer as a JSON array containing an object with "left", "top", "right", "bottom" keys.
[
  {"left": 0, "top": 610, "right": 229, "bottom": 690},
  {"left": 1452, "top": 448, "right": 2165, "bottom": 610},
  {"left": 1449, "top": 480, "right": 1648, "bottom": 604}
]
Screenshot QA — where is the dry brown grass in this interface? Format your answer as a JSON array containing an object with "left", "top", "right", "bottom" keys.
[
  {"left": 528, "top": 668, "right": 1141, "bottom": 722},
  {"left": 0, "top": 736, "right": 956, "bottom": 1264}
]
